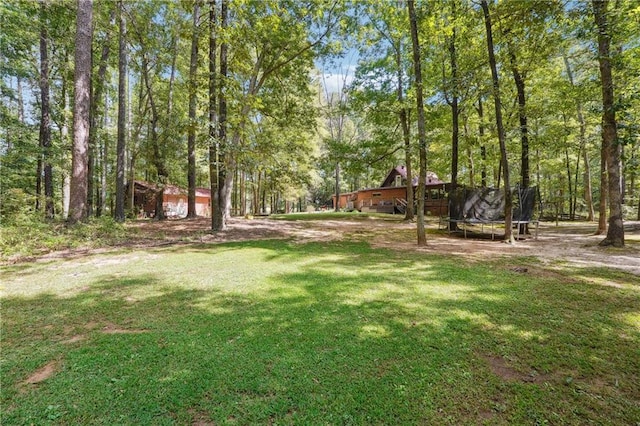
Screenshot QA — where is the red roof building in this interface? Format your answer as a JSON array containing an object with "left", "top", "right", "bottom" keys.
[
  {"left": 132, "top": 181, "right": 212, "bottom": 218},
  {"left": 333, "top": 166, "right": 449, "bottom": 216}
]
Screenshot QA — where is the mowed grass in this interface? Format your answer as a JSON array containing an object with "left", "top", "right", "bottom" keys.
[{"left": 1, "top": 240, "right": 638, "bottom": 424}]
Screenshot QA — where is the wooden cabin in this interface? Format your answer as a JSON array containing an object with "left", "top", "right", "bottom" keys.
[
  {"left": 333, "top": 166, "right": 449, "bottom": 216},
  {"left": 132, "top": 181, "right": 212, "bottom": 218}
]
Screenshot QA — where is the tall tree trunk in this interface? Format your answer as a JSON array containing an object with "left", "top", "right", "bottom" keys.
[
  {"left": 209, "top": 0, "right": 219, "bottom": 228},
  {"left": 396, "top": 43, "right": 414, "bottom": 220},
  {"left": 508, "top": 48, "right": 529, "bottom": 189},
  {"left": 573, "top": 148, "right": 581, "bottom": 219},
  {"left": 98, "top": 94, "right": 108, "bottom": 217},
  {"left": 212, "top": 0, "right": 228, "bottom": 231},
  {"left": 448, "top": 14, "right": 459, "bottom": 231},
  {"left": 88, "top": 9, "right": 114, "bottom": 218},
  {"left": 61, "top": 84, "right": 71, "bottom": 219},
  {"left": 68, "top": 0, "right": 93, "bottom": 224},
  {"left": 481, "top": 0, "right": 513, "bottom": 243},
  {"left": 39, "top": 0, "right": 54, "bottom": 218},
  {"left": 563, "top": 54, "right": 595, "bottom": 221},
  {"left": 593, "top": 0, "right": 624, "bottom": 247},
  {"left": 141, "top": 55, "right": 166, "bottom": 220},
  {"left": 187, "top": 0, "right": 200, "bottom": 218},
  {"left": 115, "top": 0, "right": 127, "bottom": 222},
  {"left": 167, "top": 36, "right": 177, "bottom": 115},
  {"left": 408, "top": 0, "right": 427, "bottom": 246}
]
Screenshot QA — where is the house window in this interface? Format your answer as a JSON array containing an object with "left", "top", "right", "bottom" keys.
[
  {"left": 395, "top": 175, "right": 402, "bottom": 187},
  {"left": 372, "top": 192, "right": 382, "bottom": 197}
]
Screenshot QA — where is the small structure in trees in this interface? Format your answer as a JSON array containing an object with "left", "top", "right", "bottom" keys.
[
  {"left": 333, "top": 166, "right": 449, "bottom": 216},
  {"left": 131, "top": 181, "right": 211, "bottom": 218}
]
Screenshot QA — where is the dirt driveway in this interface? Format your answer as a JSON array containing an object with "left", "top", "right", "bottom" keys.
[{"left": 125, "top": 216, "right": 640, "bottom": 276}]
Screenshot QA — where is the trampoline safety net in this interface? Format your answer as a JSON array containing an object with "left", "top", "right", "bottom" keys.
[{"left": 448, "top": 186, "right": 538, "bottom": 222}]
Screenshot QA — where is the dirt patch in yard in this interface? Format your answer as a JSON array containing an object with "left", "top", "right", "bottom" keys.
[
  {"left": 23, "top": 360, "right": 59, "bottom": 385},
  {"left": 16, "top": 216, "right": 640, "bottom": 276},
  {"left": 481, "top": 354, "right": 553, "bottom": 384}
]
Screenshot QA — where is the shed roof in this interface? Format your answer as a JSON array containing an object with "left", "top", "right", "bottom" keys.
[{"left": 134, "top": 181, "right": 211, "bottom": 199}]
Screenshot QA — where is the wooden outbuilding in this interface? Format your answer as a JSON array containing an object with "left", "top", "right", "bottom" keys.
[
  {"left": 333, "top": 166, "right": 450, "bottom": 216},
  {"left": 131, "top": 181, "right": 212, "bottom": 218}
]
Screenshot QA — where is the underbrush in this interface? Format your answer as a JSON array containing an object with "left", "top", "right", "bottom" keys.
[{"left": 0, "top": 215, "right": 129, "bottom": 261}]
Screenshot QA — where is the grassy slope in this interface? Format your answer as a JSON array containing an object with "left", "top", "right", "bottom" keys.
[{"left": 1, "top": 239, "right": 638, "bottom": 425}]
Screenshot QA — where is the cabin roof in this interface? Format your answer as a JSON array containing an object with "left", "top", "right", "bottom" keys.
[{"left": 381, "top": 166, "right": 444, "bottom": 187}]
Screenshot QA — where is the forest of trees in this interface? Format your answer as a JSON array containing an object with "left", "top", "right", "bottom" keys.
[{"left": 1, "top": 0, "right": 638, "bottom": 245}]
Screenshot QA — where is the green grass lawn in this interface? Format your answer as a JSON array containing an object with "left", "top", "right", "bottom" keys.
[{"left": 2, "top": 239, "right": 638, "bottom": 424}]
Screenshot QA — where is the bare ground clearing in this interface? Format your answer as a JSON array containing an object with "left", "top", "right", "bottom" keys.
[{"left": 21, "top": 216, "right": 640, "bottom": 276}]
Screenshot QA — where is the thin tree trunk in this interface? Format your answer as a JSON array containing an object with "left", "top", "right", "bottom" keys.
[
  {"left": 240, "top": 170, "right": 246, "bottom": 216},
  {"left": 448, "top": 16, "right": 459, "bottom": 231},
  {"left": 573, "top": 144, "right": 582, "bottom": 219},
  {"left": 68, "top": 0, "right": 93, "bottom": 224},
  {"left": 39, "top": 0, "right": 54, "bottom": 218},
  {"left": 115, "top": 0, "right": 127, "bottom": 222},
  {"left": 396, "top": 41, "right": 414, "bottom": 220},
  {"left": 478, "top": 97, "right": 487, "bottom": 187},
  {"left": 88, "top": 9, "right": 114, "bottom": 218},
  {"left": 17, "top": 76, "right": 24, "bottom": 125},
  {"left": 563, "top": 54, "right": 595, "bottom": 221},
  {"left": 98, "top": 93, "right": 107, "bottom": 217},
  {"left": 187, "top": 0, "right": 200, "bottom": 218},
  {"left": 334, "top": 162, "right": 340, "bottom": 211},
  {"left": 481, "top": 0, "right": 513, "bottom": 243},
  {"left": 465, "top": 118, "right": 474, "bottom": 187},
  {"left": 141, "top": 55, "right": 166, "bottom": 220},
  {"left": 593, "top": 0, "right": 624, "bottom": 246},
  {"left": 565, "top": 148, "right": 573, "bottom": 219},
  {"left": 408, "top": 0, "right": 427, "bottom": 246},
  {"left": 61, "top": 61, "right": 71, "bottom": 219},
  {"left": 167, "top": 36, "right": 177, "bottom": 115},
  {"left": 597, "top": 148, "right": 607, "bottom": 233},
  {"left": 508, "top": 48, "right": 529, "bottom": 189}
]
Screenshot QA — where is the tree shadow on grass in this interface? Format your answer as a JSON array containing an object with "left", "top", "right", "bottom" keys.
[{"left": 2, "top": 240, "right": 638, "bottom": 425}]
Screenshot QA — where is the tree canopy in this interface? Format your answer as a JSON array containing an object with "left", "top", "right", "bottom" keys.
[{"left": 1, "top": 0, "right": 638, "bottom": 244}]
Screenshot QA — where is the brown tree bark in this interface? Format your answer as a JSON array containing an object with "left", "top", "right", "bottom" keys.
[
  {"left": 115, "top": 0, "right": 126, "bottom": 222},
  {"left": 447, "top": 9, "right": 459, "bottom": 231},
  {"left": 508, "top": 48, "right": 529, "bottom": 190},
  {"left": 141, "top": 54, "right": 167, "bottom": 220},
  {"left": 395, "top": 40, "right": 414, "bottom": 221},
  {"left": 597, "top": 145, "right": 608, "bottom": 233},
  {"left": 212, "top": 0, "right": 228, "bottom": 231},
  {"left": 408, "top": 0, "right": 427, "bottom": 246},
  {"left": 481, "top": 0, "right": 513, "bottom": 243},
  {"left": 593, "top": 0, "right": 624, "bottom": 247},
  {"left": 209, "top": 0, "right": 219, "bottom": 228},
  {"left": 68, "top": 0, "right": 93, "bottom": 224},
  {"left": 38, "top": 0, "right": 54, "bottom": 219},
  {"left": 187, "top": 0, "right": 201, "bottom": 219}
]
